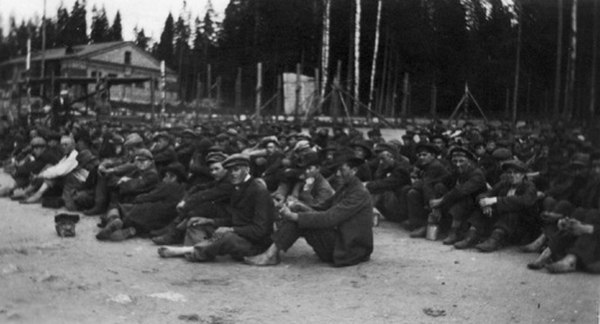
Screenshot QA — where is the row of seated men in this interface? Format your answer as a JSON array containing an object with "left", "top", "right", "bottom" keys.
[{"left": 0, "top": 119, "right": 598, "bottom": 273}]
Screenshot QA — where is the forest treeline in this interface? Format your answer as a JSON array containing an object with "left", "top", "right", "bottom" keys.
[{"left": 0, "top": 0, "right": 598, "bottom": 120}]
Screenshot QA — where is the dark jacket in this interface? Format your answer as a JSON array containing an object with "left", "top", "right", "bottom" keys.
[
  {"left": 181, "top": 178, "right": 235, "bottom": 217},
  {"left": 297, "top": 176, "right": 374, "bottom": 267},
  {"left": 214, "top": 178, "right": 275, "bottom": 247},
  {"left": 366, "top": 160, "right": 411, "bottom": 194},
  {"left": 478, "top": 179, "right": 538, "bottom": 216},
  {"left": 123, "top": 181, "right": 186, "bottom": 232},
  {"left": 440, "top": 167, "right": 487, "bottom": 209},
  {"left": 118, "top": 166, "right": 160, "bottom": 202}
]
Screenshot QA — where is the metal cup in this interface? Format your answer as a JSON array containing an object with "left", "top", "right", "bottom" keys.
[{"left": 426, "top": 224, "right": 439, "bottom": 241}]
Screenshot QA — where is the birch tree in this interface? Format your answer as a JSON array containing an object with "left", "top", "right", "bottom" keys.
[{"left": 368, "top": 0, "right": 382, "bottom": 117}]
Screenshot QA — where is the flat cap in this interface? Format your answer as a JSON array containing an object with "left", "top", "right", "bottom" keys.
[
  {"left": 492, "top": 148, "right": 513, "bottom": 161},
  {"left": 31, "top": 137, "right": 47, "bottom": 147},
  {"left": 501, "top": 159, "right": 528, "bottom": 173},
  {"left": 222, "top": 153, "right": 250, "bottom": 169},
  {"left": 164, "top": 162, "right": 187, "bottom": 181},
  {"left": 124, "top": 133, "right": 144, "bottom": 147},
  {"left": 415, "top": 142, "right": 440, "bottom": 155},
  {"left": 134, "top": 148, "right": 154, "bottom": 160},
  {"left": 449, "top": 146, "right": 476, "bottom": 161},
  {"left": 206, "top": 152, "right": 228, "bottom": 164}
]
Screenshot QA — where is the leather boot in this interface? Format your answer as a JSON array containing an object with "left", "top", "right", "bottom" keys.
[
  {"left": 454, "top": 229, "right": 479, "bottom": 249},
  {"left": 409, "top": 226, "right": 427, "bottom": 238},
  {"left": 83, "top": 177, "right": 108, "bottom": 216},
  {"left": 443, "top": 228, "right": 459, "bottom": 245},
  {"left": 519, "top": 234, "right": 546, "bottom": 253},
  {"left": 152, "top": 226, "right": 185, "bottom": 245},
  {"left": 475, "top": 229, "right": 505, "bottom": 252},
  {"left": 527, "top": 247, "right": 552, "bottom": 270}
]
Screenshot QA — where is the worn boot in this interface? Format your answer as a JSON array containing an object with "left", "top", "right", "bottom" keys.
[
  {"left": 454, "top": 228, "right": 479, "bottom": 249},
  {"left": 519, "top": 233, "right": 546, "bottom": 253},
  {"left": 475, "top": 229, "right": 506, "bottom": 252},
  {"left": 152, "top": 226, "right": 185, "bottom": 245},
  {"left": 409, "top": 226, "right": 427, "bottom": 238},
  {"left": 443, "top": 228, "right": 460, "bottom": 245},
  {"left": 83, "top": 177, "right": 108, "bottom": 216},
  {"left": 527, "top": 247, "right": 552, "bottom": 270}
]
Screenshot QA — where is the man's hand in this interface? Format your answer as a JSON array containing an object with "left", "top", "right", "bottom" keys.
[
  {"left": 176, "top": 200, "right": 186, "bottom": 211},
  {"left": 429, "top": 198, "right": 443, "bottom": 209},
  {"left": 117, "top": 176, "right": 131, "bottom": 184},
  {"left": 563, "top": 218, "right": 594, "bottom": 236},
  {"left": 187, "top": 217, "right": 214, "bottom": 227},
  {"left": 482, "top": 206, "right": 493, "bottom": 217},
  {"left": 479, "top": 197, "right": 497, "bottom": 208},
  {"left": 280, "top": 205, "right": 299, "bottom": 222},
  {"left": 214, "top": 227, "right": 234, "bottom": 235}
]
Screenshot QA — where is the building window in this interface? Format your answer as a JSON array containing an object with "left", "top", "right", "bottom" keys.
[
  {"left": 91, "top": 71, "right": 102, "bottom": 78},
  {"left": 108, "top": 73, "right": 118, "bottom": 79},
  {"left": 124, "top": 51, "right": 132, "bottom": 65},
  {"left": 135, "top": 81, "right": 145, "bottom": 89}
]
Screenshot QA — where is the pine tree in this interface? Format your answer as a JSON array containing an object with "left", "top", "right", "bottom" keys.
[
  {"left": 156, "top": 13, "right": 175, "bottom": 68},
  {"left": 55, "top": 5, "right": 70, "bottom": 47},
  {"left": 108, "top": 11, "right": 123, "bottom": 41},
  {"left": 65, "top": 0, "right": 88, "bottom": 45},
  {"left": 134, "top": 26, "right": 150, "bottom": 51},
  {"left": 90, "top": 5, "right": 110, "bottom": 43}
]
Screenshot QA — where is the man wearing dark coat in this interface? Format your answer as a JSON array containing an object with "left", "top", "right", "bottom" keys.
[
  {"left": 244, "top": 155, "right": 374, "bottom": 267},
  {"left": 96, "top": 162, "right": 187, "bottom": 241},
  {"left": 158, "top": 153, "right": 275, "bottom": 262},
  {"left": 454, "top": 160, "right": 538, "bottom": 251},
  {"left": 50, "top": 89, "right": 72, "bottom": 131},
  {"left": 150, "top": 131, "right": 178, "bottom": 176},
  {"left": 425, "top": 146, "right": 487, "bottom": 243}
]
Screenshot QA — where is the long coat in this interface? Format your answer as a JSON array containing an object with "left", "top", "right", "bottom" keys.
[
  {"left": 297, "top": 176, "right": 374, "bottom": 267},
  {"left": 478, "top": 179, "right": 538, "bottom": 216},
  {"left": 122, "top": 181, "right": 186, "bottom": 232},
  {"left": 118, "top": 166, "right": 160, "bottom": 203},
  {"left": 440, "top": 167, "right": 487, "bottom": 209}
]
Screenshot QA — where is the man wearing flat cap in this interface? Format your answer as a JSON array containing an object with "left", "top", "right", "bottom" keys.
[
  {"left": 424, "top": 146, "right": 487, "bottom": 244},
  {"left": 96, "top": 162, "right": 187, "bottom": 241},
  {"left": 159, "top": 153, "right": 275, "bottom": 262},
  {"left": 0, "top": 136, "right": 62, "bottom": 198},
  {"left": 152, "top": 152, "right": 234, "bottom": 246},
  {"left": 286, "top": 152, "right": 335, "bottom": 211},
  {"left": 245, "top": 154, "right": 373, "bottom": 267},
  {"left": 151, "top": 131, "right": 178, "bottom": 176},
  {"left": 402, "top": 142, "right": 451, "bottom": 232},
  {"left": 454, "top": 160, "right": 538, "bottom": 251},
  {"left": 365, "top": 142, "right": 412, "bottom": 222}
]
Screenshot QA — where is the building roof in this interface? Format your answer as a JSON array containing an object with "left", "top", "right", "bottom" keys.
[{"left": 0, "top": 41, "right": 175, "bottom": 73}]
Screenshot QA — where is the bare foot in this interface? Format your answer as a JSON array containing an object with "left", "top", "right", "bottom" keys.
[
  {"left": 158, "top": 246, "right": 193, "bottom": 258},
  {"left": 545, "top": 255, "right": 577, "bottom": 274},
  {"left": 244, "top": 252, "right": 280, "bottom": 266}
]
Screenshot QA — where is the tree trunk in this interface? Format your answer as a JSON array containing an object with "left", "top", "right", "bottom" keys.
[
  {"left": 353, "top": 0, "right": 361, "bottom": 115},
  {"left": 563, "top": 0, "right": 578, "bottom": 120},
  {"left": 320, "top": 0, "right": 331, "bottom": 102},
  {"left": 553, "top": 0, "right": 564, "bottom": 118},
  {"left": 512, "top": 4, "right": 522, "bottom": 126},
  {"left": 367, "top": 0, "right": 382, "bottom": 120},
  {"left": 590, "top": 0, "right": 598, "bottom": 118}
]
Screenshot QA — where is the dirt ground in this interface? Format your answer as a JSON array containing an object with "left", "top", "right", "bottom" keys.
[{"left": 0, "top": 171, "right": 598, "bottom": 324}]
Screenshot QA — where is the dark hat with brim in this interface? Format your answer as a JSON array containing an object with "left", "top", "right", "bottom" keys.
[
  {"left": 501, "top": 159, "right": 528, "bottom": 173},
  {"left": 297, "top": 152, "right": 321, "bottom": 168},
  {"left": 374, "top": 143, "right": 397, "bottom": 155},
  {"left": 222, "top": 153, "right": 250, "bottom": 169},
  {"left": 569, "top": 153, "right": 591, "bottom": 167},
  {"left": 206, "top": 152, "right": 228, "bottom": 164},
  {"left": 134, "top": 148, "right": 154, "bottom": 160},
  {"left": 415, "top": 142, "right": 440, "bottom": 156},
  {"left": 349, "top": 140, "right": 373, "bottom": 159},
  {"left": 492, "top": 148, "right": 513, "bottom": 161},
  {"left": 449, "top": 146, "right": 476, "bottom": 161},
  {"left": 331, "top": 153, "right": 365, "bottom": 169}
]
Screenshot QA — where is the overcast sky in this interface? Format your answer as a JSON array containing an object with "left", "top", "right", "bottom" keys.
[{"left": 0, "top": 0, "right": 229, "bottom": 43}]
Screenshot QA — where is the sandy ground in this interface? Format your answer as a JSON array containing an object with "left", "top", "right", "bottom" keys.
[{"left": 0, "top": 171, "right": 598, "bottom": 324}]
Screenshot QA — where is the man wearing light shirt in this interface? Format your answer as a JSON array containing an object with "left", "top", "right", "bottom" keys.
[{"left": 22, "top": 135, "right": 87, "bottom": 209}]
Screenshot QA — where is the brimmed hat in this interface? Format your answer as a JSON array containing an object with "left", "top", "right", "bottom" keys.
[
  {"left": 294, "top": 140, "right": 311, "bottom": 152},
  {"left": 216, "top": 133, "right": 229, "bottom": 141},
  {"left": 164, "top": 162, "right": 187, "bottom": 181},
  {"left": 492, "top": 148, "right": 512, "bottom": 161},
  {"left": 182, "top": 129, "right": 197, "bottom": 137},
  {"left": 501, "top": 159, "right": 528, "bottom": 173},
  {"left": 415, "top": 142, "right": 440, "bottom": 156},
  {"left": 569, "top": 153, "right": 590, "bottom": 167},
  {"left": 449, "top": 146, "right": 476, "bottom": 161},
  {"left": 77, "top": 150, "right": 98, "bottom": 168},
  {"left": 374, "top": 143, "right": 397, "bottom": 155},
  {"left": 206, "top": 152, "right": 228, "bottom": 164},
  {"left": 222, "top": 153, "right": 250, "bottom": 169},
  {"left": 349, "top": 140, "right": 373, "bottom": 158},
  {"left": 153, "top": 131, "right": 172, "bottom": 142},
  {"left": 134, "top": 148, "right": 153, "bottom": 160},
  {"left": 260, "top": 136, "right": 280, "bottom": 148}
]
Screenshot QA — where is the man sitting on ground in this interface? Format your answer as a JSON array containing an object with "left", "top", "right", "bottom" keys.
[{"left": 244, "top": 155, "right": 373, "bottom": 267}]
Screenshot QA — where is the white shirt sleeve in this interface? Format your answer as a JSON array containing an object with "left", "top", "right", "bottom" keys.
[{"left": 39, "top": 150, "right": 79, "bottom": 179}]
